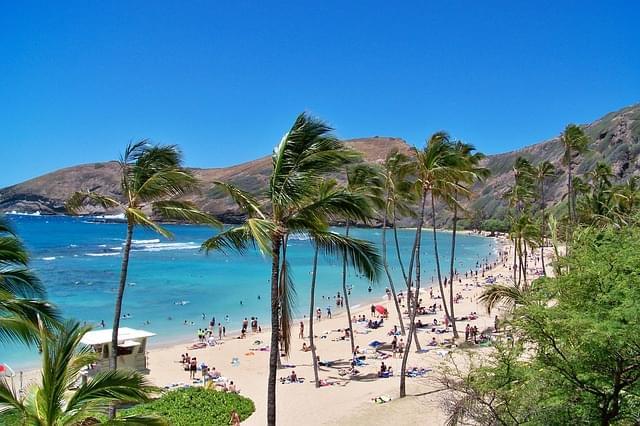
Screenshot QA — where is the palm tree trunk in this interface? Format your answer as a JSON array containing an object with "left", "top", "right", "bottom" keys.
[
  {"left": 267, "top": 235, "right": 282, "bottom": 426},
  {"left": 276, "top": 237, "right": 289, "bottom": 369},
  {"left": 309, "top": 246, "right": 321, "bottom": 388},
  {"left": 448, "top": 202, "right": 459, "bottom": 339},
  {"left": 392, "top": 206, "right": 408, "bottom": 284},
  {"left": 382, "top": 202, "right": 406, "bottom": 336},
  {"left": 400, "top": 190, "right": 427, "bottom": 397},
  {"left": 522, "top": 243, "right": 528, "bottom": 287},
  {"left": 108, "top": 219, "right": 134, "bottom": 419},
  {"left": 342, "top": 221, "right": 356, "bottom": 356},
  {"left": 402, "top": 214, "right": 423, "bottom": 352},
  {"left": 540, "top": 180, "right": 547, "bottom": 276},
  {"left": 568, "top": 157, "right": 574, "bottom": 223},
  {"left": 430, "top": 191, "right": 452, "bottom": 328},
  {"left": 512, "top": 237, "right": 518, "bottom": 284}
]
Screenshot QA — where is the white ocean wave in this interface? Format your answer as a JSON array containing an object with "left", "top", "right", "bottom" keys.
[
  {"left": 132, "top": 241, "right": 200, "bottom": 252},
  {"left": 7, "top": 210, "right": 41, "bottom": 216},
  {"left": 109, "top": 247, "right": 122, "bottom": 251},
  {"left": 288, "top": 233, "right": 310, "bottom": 241},
  {"left": 131, "top": 239, "right": 161, "bottom": 244},
  {"left": 42, "top": 256, "right": 56, "bottom": 261},
  {"left": 91, "top": 213, "right": 125, "bottom": 220},
  {"left": 85, "top": 252, "right": 120, "bottom": 257}
]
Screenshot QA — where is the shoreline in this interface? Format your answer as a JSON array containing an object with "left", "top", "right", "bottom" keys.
[
  {"left": 14, "top": 235, "right": 516, "bottom": 425},
  {"left": 10, "top": 233, "right": 502, "bottom": 375}
]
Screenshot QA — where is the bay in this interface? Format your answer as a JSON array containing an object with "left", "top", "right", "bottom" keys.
[{"left": 2, "top": 214, "right": 497, "bottom": 369}]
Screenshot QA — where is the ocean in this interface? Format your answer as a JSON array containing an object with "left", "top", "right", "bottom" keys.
[{"left": 2, "top": 214, "right": 497, "bottom": 369}]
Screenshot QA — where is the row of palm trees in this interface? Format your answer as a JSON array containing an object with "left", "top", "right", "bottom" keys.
[
  {"left": 4, "top": 113, "right": 491, "bottom": 425},
  {"left": 480, "top": 123, "right": 640, "bottom": 312}
]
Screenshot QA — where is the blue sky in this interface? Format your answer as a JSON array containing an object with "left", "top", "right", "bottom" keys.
[{"left": 1, "top": 1, "right": 638, "bottom": 187}]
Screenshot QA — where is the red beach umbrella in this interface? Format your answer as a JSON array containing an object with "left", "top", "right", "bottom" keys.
[{"left": 375, "top": 305, "right": 387, "bottom": 315}]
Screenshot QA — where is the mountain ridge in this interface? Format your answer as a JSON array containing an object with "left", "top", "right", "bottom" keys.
[{"left": 2, "top": 104, "right": 639, "bottom": 225}]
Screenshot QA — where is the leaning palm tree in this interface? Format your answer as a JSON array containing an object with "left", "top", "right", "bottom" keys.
[
  {"left": 66, "top": 141, "right": 220, "bottom": 415},
  {"left": 0, "top": 320, "right": 164, "bottom": 425},
  {"left": 445, "top": 142, "right": 488, "bottom": 339},
  {"left": 532, "top": 161, "right": 555, "bottom": 275},
  {"left": 560, "top": 124, "right": 589, "bottom": 226},
  {"left": 202, "top": 113, "right": 381, "bottom": 425},
  {"left": 400, "top": 132, "right": 466, "bottom": 397},
  {"left": 0, "top": 216, "right": 59, "bottom": 346}
]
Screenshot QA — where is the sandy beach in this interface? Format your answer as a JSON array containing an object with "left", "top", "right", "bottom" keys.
[{"left": 18, "top": 233, "right": 549, "bottom": 425}]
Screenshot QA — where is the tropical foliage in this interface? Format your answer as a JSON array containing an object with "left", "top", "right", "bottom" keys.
[
  {"left": 0, "top": 320, "right": 162, "bottom": 425},
  {"left": 442, "top": 227, "right": 640, "bottom": 425},
  {"left": 0, "top": 215, "right": 59, "bottom": 346},
  {"left": 116, "top": 387, "right": 255, "bottom": 426}
]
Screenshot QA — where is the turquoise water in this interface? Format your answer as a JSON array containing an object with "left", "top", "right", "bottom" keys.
[{"left": 2, "top": 214, "right": 496, "bottom": 369}]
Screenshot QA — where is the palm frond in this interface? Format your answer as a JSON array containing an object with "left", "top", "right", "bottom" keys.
[
  {"left": 293, "top": 189, "right": 374, "bottom": 226},
  {"left": 126, "top": 208, "right": 172, "bottom": 239},
  {"left": 64, "top": 370, "right": 158, "bottom": 415},
  {"left": 66, "top": 191, "right": 121, "bottom": 215},
  {"left": 135, "top": 169, "right": 199, "bottom": 204},
  {"left": 478, "top": 284, "right": 527, "bottom": 314},
  {"left": 0, "top": 265, "right": 44, "bottom": 298},
  {"left": 312, "top": 231, "right": 382, "bottom": 282},
  {"left": 0, "top": 376, "right": 23, "bottom": 415},
  {"left": 211, "top": 181, "right": 265, "bottom": 219},
  {"left": 270, "top": 113, "right": 360, "bottom": 209},
  {"left": 202, "top": 219, "right": 275, "bottom": 256},
  {"left": 0, "top": 294, "right": 60, "bottom": 346},
  {"left": 152, "top": 200, "right": 222, "bottom": 228}
]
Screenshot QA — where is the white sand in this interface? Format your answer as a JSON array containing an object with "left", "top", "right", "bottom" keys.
[{"left": 21, "top": 234, "right": 549, "bottom": 425}]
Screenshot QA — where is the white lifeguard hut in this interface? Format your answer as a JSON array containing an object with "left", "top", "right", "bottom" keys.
[{"left": 81, "top": 327, "right": 155, "bottom": 373}]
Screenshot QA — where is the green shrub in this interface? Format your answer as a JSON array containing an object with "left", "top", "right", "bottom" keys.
[{"left": 119, "top": 387, "right": 255, "bottom": 426}]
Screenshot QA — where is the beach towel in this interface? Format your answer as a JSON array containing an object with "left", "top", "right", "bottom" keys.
[{"left": 368, "top": 340, "right": 384, "bottom": 348}]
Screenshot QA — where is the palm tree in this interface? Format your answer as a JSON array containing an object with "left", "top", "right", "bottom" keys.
[
  {"left": 202, "top": 113, "right": 382, "bottom": 425},
  {"left": 0, "top": 320, "right": 163, "bottom": 425},
  {"left": 340, "top": 163, "right": 384, "bottom": 355},
  {"left": 380, "top": 150, "right": 416, "bottom": 336},
  {"left": 612, "top": 176, "right": 640, "bottom": 225},
  {"left": 504, "top": 157, "right": 534, "bottom": 282},
  {"left": 0, "top": 216, "right": 59, "bottom": 346},
  {"left": 532, "top": 161, "right": 555, "bottom": 275},
  {"left": 509, "top": 214, "right": 538, "bottom": 288},
  {"left": 67, "top": 141, "right": 219, "bottom": 418},
  {"left": 445, "top": 142, "right": 488, "bottom": 339},
  {"left": 400, "top": 133, "right": 465, "bottom": 397},
  {"left": 561, "top": 124, "right": 589, "bottom": 226}
]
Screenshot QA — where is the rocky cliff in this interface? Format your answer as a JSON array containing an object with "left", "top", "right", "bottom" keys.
[{"left": 2, "top": 104, "right": 639, "bottom": 224}]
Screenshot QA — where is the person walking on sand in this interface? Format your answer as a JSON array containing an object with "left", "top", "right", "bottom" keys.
[
  {"left": 189, "top": 356, "right": 197, "bottom": 379},
  {"left": 299, "top": 321, "right": 304, "bottom": 339}
]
